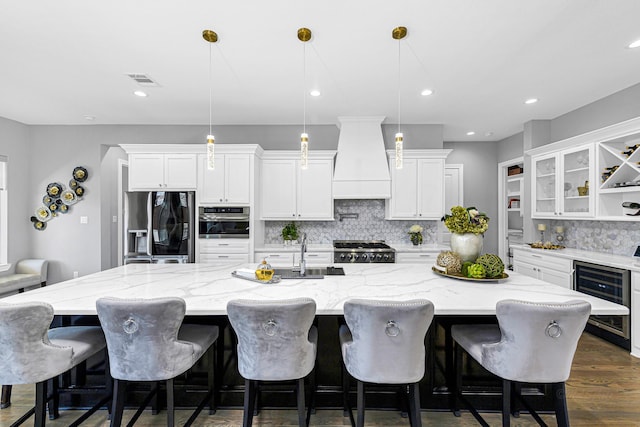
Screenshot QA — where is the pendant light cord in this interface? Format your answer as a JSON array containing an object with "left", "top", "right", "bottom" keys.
[
  {"left": 397, "top": 38, "right": 401, "bottom": 135},
  {"left": 303, "top": 42, "right": 307, "bottom": 135},
  {"left": 209, "top": 41, "right": 213, "bottom": 137}
]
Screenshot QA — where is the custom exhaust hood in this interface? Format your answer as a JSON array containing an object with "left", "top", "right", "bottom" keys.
[{"left": 332, "top": 116, "right": 391, "bottom": 199}]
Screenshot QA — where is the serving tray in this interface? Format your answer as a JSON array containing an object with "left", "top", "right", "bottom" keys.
[
  {"left": 431, "top": 266, "right": 509, "bottom": 282},
  {"left": 231, "top": 271, "right": 282, "bottom": 284},
  {"left": 527, "top": 242, "right": 565, "bottom": 250}
]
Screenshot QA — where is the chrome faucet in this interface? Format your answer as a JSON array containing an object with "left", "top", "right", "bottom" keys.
[{"left": 299, "top": 233, "right": 307, "bottom": 276}]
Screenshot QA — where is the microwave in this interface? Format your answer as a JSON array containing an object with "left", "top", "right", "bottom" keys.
[{"left": 199, "top": 207, "right": 250, "bottom": 238}]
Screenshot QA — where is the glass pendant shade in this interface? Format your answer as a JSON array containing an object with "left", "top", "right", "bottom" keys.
[
  {"left": 395, "top": 132, "right": 404, "bottom": 169},
  {"left": 206, "top": 135, "right": 215, "bottom": 170},
  {"left": 300, "top": 133, "right": 309, "bottom": 170}
]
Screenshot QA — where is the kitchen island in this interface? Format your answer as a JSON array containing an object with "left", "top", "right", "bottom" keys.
[
  {"left": 0, "top": 262, "right": 627, "bottom": 316},
  {"left": 1, "top": 263, "right": 628, "bottom": 413}
]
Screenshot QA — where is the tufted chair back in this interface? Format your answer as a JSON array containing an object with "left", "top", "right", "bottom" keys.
[
  {"left": 341, "top": 299, "right": 434, "bottom": 384},
  {"left": 227, "top": 298, "right": 317, "bottom": 382},
  {"left": 96, "top": 296, "right": 200, "bottom": 382},
  {"left": 0, "top": 302, "right": 73, "bottom": 384},
  {"left": 482, "top": 299, "right": 591, "bottom": 383}
]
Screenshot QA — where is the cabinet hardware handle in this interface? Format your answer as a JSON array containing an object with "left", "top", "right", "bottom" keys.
[
  {"left": 531, "top": 254, "right": 542, "bottom": 258},
  {"left": 218, "top": 255, "right": 229, "bottom": 258},
  {"left": 218, "top": 243, "right": 229, "bottom": 246}
]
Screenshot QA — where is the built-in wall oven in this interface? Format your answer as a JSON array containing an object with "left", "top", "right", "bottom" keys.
[
  {"left": 198, "top": 207, "right": 249, "bottom": 238},
  {"left": 574, "top": 260, "right": 630, "bottom": 350}
]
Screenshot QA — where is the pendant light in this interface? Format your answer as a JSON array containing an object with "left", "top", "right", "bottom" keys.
[
  {"left": 392, "top": 26, "right": 407, "bottom": 169},
  {"left": 203, "top": 29, "right": 218, "bottom": 170},
  {"left": 298, "top": 27, "right": 312, "bottom": 170}
]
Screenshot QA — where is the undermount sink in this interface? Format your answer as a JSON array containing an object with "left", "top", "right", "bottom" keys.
[{"left": 273, "top": 266, "right": 345, "bottom": 279}]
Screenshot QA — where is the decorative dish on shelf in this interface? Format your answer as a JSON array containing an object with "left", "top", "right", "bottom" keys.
[
  {"left": 431, "top": 266, "right": 508, "bottom": 282},
  {"left": 527, "top": 242, "right": 565, "bottom": 250}
]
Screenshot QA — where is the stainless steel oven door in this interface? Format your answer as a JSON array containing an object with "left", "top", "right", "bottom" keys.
[
  {"left": 199, "top": 219, "right": 249, "bottom": 238},
  {"left": 198, "top": 206, "right": 250, "bottom": 238}
]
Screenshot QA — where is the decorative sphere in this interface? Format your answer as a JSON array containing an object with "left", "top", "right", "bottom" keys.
[
  {"left": 475, "top": 254, "right": 505, "bottom": 278},
  {"left": 436, "top": 251, "right": 463, "bottom": 274}
]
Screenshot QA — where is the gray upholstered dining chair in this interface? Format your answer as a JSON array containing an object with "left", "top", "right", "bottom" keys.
[
  {"left": 451, "top": 299, "right": 591, "bottom": 427},
  {"left": 0, "top": 301, "right": 107, "bottom": 427},
  {"left": 339, "top": 299, "right": 435, "bottom": 427},
  {"left": 226, "top": 298, "right": 318, "bottom": 427},
  {"left": 96, "top": 296, "right": 219, "bottom": 427}
]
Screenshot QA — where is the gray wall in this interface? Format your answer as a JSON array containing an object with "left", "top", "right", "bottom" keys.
[
  {"left": 444, "top": 141, "right": 499, "bottom": 255},
  {"left": 0, "top": 117, "right": 33, "bottom": 266},
  {"left": 550, "top": 82, "right": 640, "bottom": 143},
  {"left": 497, "top": 132, "right": 523, "bottom": 163}
]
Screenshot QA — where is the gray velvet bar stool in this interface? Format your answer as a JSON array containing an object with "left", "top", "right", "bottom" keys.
[
  {"left": 451, "top": 299, "right": 591, "bottom": 427},
  {"left": 0, "top": 301, "right": 107, "bottom": 427},
  {"left": 96, "top": 297, "right": 219, "bottom": 427},
  {"left": 339, "top": 299, "right": 435, "bottom": 427},
  {"left": 227, "top": 298, "right": 318, "bottom": 427}
]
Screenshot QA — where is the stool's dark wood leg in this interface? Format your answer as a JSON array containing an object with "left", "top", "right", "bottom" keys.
[
  {"left": 35, "top": 381, "right": 47, "bottom": 427},
  {"left": 502, "top": 379, "right": 511, "bottom": 427},
  {"left": 356, "top": 381, "right": 365, "bottom": 427},
  {"left": 0, "top": 385, "right": 12, "bottom": 409},
  {"left": 553, "top": 382, "right": 570, "bottom": 427}
]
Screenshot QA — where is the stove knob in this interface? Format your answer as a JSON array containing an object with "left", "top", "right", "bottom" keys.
[
  {"left": 348, "top": 254, "right": 355, "bottom": 262},
  {"left": 383, "top": 254, "right": 390, "bottom": 261},
  {"left": 361, "top": 254, "right": 368, "bottom": 261},
  {"left": 353, "top": 254, "right": 359, "bottom": 261},
  {"left": 376, "top": 254, "right": 383, "bottom": 261}
]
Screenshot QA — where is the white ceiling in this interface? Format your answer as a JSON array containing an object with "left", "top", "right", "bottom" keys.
[{"left": 1, "top": 0, "right": 640, "bottom": 141}]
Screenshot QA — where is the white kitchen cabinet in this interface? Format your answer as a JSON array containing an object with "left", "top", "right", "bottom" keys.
[
  {"left": 120, "top": 143, "right": 200, "bottom": 192},
  {"left": 498, "top": 158, "right": 524, "bottom": 267},
  {"left": 631, "top": 272, "right": 640, "bottom": 357},
  {"left": 254, "top": 250, "right": 332, "bottom": 267},
  {"left": 531, "top": 144, "right": 594, "bottom": 218},
  {"left": 198, "top": 153, "right": 251, "bottom": 205},
  {"left": 512, "top": 248, "right": 573, "bottom": 288},
  {"left": 260, "top": 151, "right": 336, "bottom": 220},
  {"left": 596, "top": 129, "right": 640, "bottom": 219},
  {"left": 385, "top": 150, "right": 451, "bottom": 220},
  {"left": 198, "top": 239, "right": 249, "bottom": 265},
  {"left": 396, "top": 250, "right": 439, "bottom": 264}
]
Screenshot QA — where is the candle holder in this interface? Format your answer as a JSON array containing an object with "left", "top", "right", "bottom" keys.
[
  {"left": 539, "top": 230, "right": 545, "bottom": 242},
  {"left": 554, "top": 227, "right": 565, "bottom": 244}
]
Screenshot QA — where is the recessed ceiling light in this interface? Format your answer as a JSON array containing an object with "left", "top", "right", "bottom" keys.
[
  {"left": 84, "top": 115, "right": 95, "bottom": 121},
  {"left": 134, "top": 90, "right": 148, "bottom": 97},
  {"left": 629, "top": 39, "right": 640, "bottom": 49},
  {"left": 466, "top": 131, "right": 475, "bottom": 136},
  {"left": 485, "top": 132, "right": 494, "bottom": 137},
  {"left": 525, "top": 98, "right": 538, "bottom": 104},
  {"left": 310, "top": 90, "right": 321, "bottom": 97},
  {"left": 420, "top": 89, "right": 434, "bottom": 96}
]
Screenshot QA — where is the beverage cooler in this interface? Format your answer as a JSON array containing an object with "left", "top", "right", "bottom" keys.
[{"left": 124, "top": 191, "right": 195, "bottom": 264}]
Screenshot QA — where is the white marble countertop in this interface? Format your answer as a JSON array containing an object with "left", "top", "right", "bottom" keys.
[
  {"left": 0, "top": 263, "right": 627, "bottom": 316},
  {"left": 513, "top": 245, "right": 640, "bottom": 272}
]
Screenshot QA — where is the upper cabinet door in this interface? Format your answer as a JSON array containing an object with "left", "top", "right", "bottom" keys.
[
  {"left": 388, "top": 158, "right": 419, "bottom": 218},
  {"left": 417, "top": 158, "right": 445, "bottom": 219},
  {"left": 560, "top": 145, "right": 593, "bottom": 217},
  {"left": 260, "top": 158, "right": 297, "bottom": 219},
  {"left": 198, "top": 154, "right": 226, "bottom": 203},
  {"left": 224, "top": 154, "right": 251, "bottom": 205},
  {"left": 163, "top": 154, "right": 197, "bottom": 189},
  {"left": 297, "top": 159, "right": 334, "bottom": 220},
  {"left": 129, "top": 154, "right": 165, "bottom": 189},
  {"left": 532, "top": 153, "right": 558, "bottom": 216}
]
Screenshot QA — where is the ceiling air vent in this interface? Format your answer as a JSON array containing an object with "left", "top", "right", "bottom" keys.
[{"left": 125, "top": 73, "right": 159, "bottom": 87}]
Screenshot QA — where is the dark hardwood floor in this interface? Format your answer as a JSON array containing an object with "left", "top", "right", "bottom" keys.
[{"left": 1, "top": 332, "right": 639, "bottom": 426}]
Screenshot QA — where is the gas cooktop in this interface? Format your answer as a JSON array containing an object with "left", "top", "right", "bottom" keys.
[{"left": 333, "top": 240, "right": 395, "bottom": 263}]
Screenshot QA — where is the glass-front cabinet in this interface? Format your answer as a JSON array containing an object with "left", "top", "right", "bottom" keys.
[{"left": 532, "top": 144, "right": 594, "bottom": 218}]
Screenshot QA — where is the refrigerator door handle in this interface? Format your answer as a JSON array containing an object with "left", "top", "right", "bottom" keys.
[{"left": 146, "top": 191, "right": 153, "bottom": 256}]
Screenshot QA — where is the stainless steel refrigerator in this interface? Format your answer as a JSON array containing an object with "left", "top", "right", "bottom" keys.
[{"left": 124, "top": 191, "right": 195, "bottom": 264}]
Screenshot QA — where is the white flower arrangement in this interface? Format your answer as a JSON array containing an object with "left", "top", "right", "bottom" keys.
[{"left": 409, "top": 224, "right": 423, "bottom": 234}]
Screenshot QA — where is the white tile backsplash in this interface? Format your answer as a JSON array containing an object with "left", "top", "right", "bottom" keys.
[
  {"left": 264, "top": 200, "right": 438, "bottom": 245},
  {"left": 551, "top": 220, "right": 640, "bottom": 256}
]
